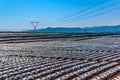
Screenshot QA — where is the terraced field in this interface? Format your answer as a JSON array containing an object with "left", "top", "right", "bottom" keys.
[{"left": 0, "top": 33, "right": 120, "bottom": 80}]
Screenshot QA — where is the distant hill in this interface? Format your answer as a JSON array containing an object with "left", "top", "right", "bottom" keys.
[{"left": 26, "top": 25, "right": 120, "bottom": 32}]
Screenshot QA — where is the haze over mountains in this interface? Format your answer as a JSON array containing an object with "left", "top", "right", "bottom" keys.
[{"left": 27, "top": 25, "right": 120, "bottom": 32}]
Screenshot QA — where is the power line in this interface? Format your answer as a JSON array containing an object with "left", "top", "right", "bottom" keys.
[
  {"left": 66, "top": 6, "right": 120, "bottom": 25},
  {"left": 45, "top": 0, "right": 109, "bottom": 27},
  {"left": 53, "top": 1, "right": 120, "bottom": 25},
  {"left": 76, "top": 6, "right": 120, "bottom": 22},
  {"left": 56, "top": 0, "right": 109, "bottom": 22}
]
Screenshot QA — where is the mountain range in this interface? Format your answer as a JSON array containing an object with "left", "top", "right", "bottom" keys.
[{"left": 27, "top": 25, "right": 120, "bottom": 32}]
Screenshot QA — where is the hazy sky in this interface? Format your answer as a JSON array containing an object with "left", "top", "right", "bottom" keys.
[{"left": 0, "top": 0, "right": 120, "bottom": 31}]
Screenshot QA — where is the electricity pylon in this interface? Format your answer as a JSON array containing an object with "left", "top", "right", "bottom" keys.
[{"left": 31, "top": 21, "right": 39, "bottom": 30}]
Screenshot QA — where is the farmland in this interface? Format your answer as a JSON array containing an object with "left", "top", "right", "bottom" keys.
[{"left": 0, "top": 32, "right": 120, "bottom": 80}]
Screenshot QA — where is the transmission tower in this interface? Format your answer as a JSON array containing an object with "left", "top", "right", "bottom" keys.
[{"left": 31, "top": 21, "right": 39, "bottom": 30}]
